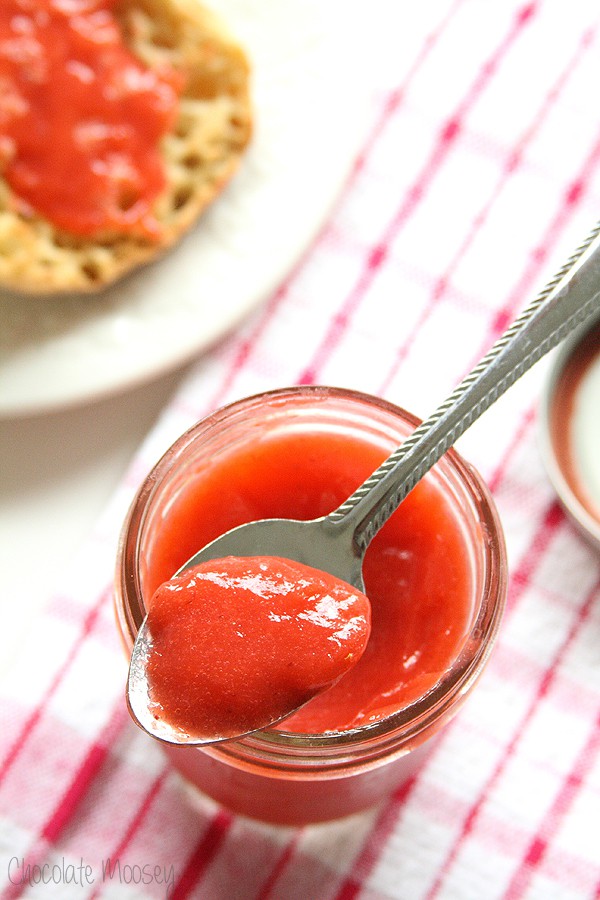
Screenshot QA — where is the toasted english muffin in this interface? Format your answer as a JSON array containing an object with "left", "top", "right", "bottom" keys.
[{"left": 0, "top": 0, "right": 252, "bottom": 294}]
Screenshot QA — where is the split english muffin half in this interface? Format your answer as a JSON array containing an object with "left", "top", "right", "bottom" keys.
[{"left": 0, "top": 0, "right": 252, "bottom": 294}]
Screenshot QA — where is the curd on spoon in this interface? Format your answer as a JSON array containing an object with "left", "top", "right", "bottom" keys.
[{"left": 128, "top": 555, "right": 371, "bottom": 744}]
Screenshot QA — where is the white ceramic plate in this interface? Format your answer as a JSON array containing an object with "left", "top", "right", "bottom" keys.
[{"left": 0, "top": 0, "right": 369, "bottom": 417}]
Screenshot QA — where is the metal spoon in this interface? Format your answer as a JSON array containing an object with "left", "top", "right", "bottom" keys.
[{"left": 128, "top": 222, "right": 600, "bottom": 746}]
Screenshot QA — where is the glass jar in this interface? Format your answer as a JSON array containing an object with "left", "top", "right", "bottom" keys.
[{"left": 115, "top": 386, "right": 507, "bottom": 825}]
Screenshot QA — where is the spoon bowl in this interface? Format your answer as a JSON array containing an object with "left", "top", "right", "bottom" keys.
[{"left": 178, "top": 515, "right": 365, "bottom": 588}]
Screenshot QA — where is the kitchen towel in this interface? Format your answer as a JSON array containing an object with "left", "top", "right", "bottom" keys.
[{"left": 1, "top": 1, "right": 600, "bottom": 897}]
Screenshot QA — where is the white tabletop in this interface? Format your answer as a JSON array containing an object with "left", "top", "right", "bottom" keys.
[{"left": 0, "top": 369, "right": 187, "bottom": 678}]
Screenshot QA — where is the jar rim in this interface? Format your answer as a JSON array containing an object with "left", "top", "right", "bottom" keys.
[{"left": 115, "top": 385, "right": 507, "bottom": 768}]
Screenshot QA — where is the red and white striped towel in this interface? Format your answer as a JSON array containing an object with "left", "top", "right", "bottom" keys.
[{"left": 2, "top": 1, "right": 600, "bottom": 897}]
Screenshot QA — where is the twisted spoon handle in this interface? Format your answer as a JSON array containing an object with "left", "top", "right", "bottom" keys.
[{"left": 329, "top": 221, "right": 600, "bottom": 552}]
